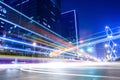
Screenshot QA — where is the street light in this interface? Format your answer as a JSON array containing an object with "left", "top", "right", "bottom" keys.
[
  {"left": 80, "top": 48, "right": 84, "bottom": 53},
  {"left": 113, "top": 50, "right": 116, "bottom": 53},
  {"left": 104, "top": 44, "right": 109, "bottom": 48},
  {"left": 33, "top": 42, "right": 37, "bottom": 46},
  {"left": 33, "top": 42, "right": 37, "bottom": 58},
  {"left": 80, "top": 40, "right": 84, "bottom": 44},
  {"left": 114, "top": 43, "right": 117, "bottom": 47}
]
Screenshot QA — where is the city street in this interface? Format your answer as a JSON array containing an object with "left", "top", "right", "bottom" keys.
[
  {"left": 1, "top": 0, "right": 120, "bottom": 80},
  {"left": 0, "top": 62, "right": 120, "bottom": 80}
]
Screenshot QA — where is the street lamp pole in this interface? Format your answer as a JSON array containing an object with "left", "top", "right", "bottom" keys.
[{"left": 73, "top": 10, "right": 79, "bottom": 54}]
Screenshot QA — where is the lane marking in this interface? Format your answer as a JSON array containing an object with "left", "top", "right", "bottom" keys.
[{"left": 21, "top": 68, "right": 120, "bottom": 79}]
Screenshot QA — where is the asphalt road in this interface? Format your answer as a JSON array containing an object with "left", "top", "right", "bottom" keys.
[{"left": 0, "top": 62, "right": 120, "bottom": 80}]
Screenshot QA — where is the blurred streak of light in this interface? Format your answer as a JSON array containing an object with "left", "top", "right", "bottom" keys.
[
  {"left": 77, "top": 26, "right": 120, "bottom": 44},
  {"left": 1, "top": 62, "right": 120, "bottom": 70},
  {"left": 20, "top": 62, "right": 120, "bottom": 69},
  {"left": 0, "top": 54, "right": 33, "bottom": 58},
  {"left": 0, "top": 17, "right": 74, "bottom": 49},
  {"left": 0, "top": 18, "right": 77, "bottom": 54},
  {"left": 56, "top": 33, "right": 120, "bottom": 60},
  {"left": 79, "top": 34, "right": 120, "bottom": 48},
  {"left": 20, "top": 63, "right": 71, "bottom": 69},
  {"left": 8, "top": 32, "right": 67, "bottom": 50},
  {"left": 0, "top": 18, "right": 77, "bottom": 55},
  {"left": 0, "top": 1, "right": 96, "bottom": 59},
  {"left": 0, "top": 64, "right": 20, "bottom": 69},
  {"left": 0, "top": 17, "right": 68, "bottom": 48},
  {"left": 0, "top": 55, "right": 69, "bottom": 61},
  {"left": 4, "top": 28, "right": 76, "bottom": 55},
  {"left": 50, "top": 47, "right": 99, "bottom": 61},
  {"left": 73, "top": 10, "right": 79, "bottom": 55},
  {"left": 64, "top": 29, "right": 120, "bottom": 53},
  {"left": 0, "top": 37, "right": 56, "bottom": 51},
  {"left": 28, "top": 36, "right": 77, "bottom": 53},
  {"left": 0, "top": 1, "right": 68, "bottom": 42},
  {"left": 39, "top": 62, "right": 68, "bottom": 68},
  {"left": 0, "top": 1, "right": 74, "bottom": 48},
  {"left": 4, "top": 32, "right": 77, "bottom": 55},
  {"left": 28, "top": 36, "right": 68, "bottom": 49},
  {"left": 2, "top": 46, "right": 50, "bottom": 54},
  {"left": 59, "top": 55, "right": 76, "bottom": 58}
]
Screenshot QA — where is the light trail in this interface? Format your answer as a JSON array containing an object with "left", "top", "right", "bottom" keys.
[
  {"left": 0, "top": 37, "right": 56, "bottom": 51},
  {"left": 8, "top": 32, "right": 67, "bottom": 50},
  {"left": 0, "top": 1, "right": 69, "bottom": 42},
  {"left": 74, "top": 30, "right": 120, "bottom": 45},
  {"left": 0, "top": 1, "right": 75, "bottom": 48},
  {"left": 55, "top": 33, "right": 120, "bottom": 60},
  {"left": 49, "top": 28, "right": 120, "bottom": 60},
  {"left": 28, "top": 36, "right": 68, "bottom": 49},
  {"left": 79, "top": 34, "right": 120, "bottom": 48},
  {"left": 76, "top": 26, "right": 120, "bottom": 45},
  {"left": 2, "top": 46, "right": 50, "bottom": 54},
  {"left": 0, "top": 1, "right": 80, "bottom": 58},
  {"left": 21, "top": 67, "right": 120, "bottom": 79},
  {"left": 0, "top": 17, "right": 68, "bottom": 48},
  {"left": 0, "top": 1, "right": 102, "bottom": 60},
  {"left": 0, "top": 17, "right": 78, "bottom": 57},
  {"left": 64, "top": 32, "right": 120, "bottom": 52}
]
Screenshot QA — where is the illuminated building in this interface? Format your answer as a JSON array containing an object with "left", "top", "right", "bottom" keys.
[
  {"left": 2, "top": 0, "right": 79, "bottom": 43},
  {"left": 3, "top": 0, "right": 60, "bottom": 32},
  {"left": 0, "top": 0, "right": 73, "bottom": 58},
  {"left": 0, "top": 4, "right": 7, "bottom": 36},
  {"left": 0, "top": 1, "right": 81, "bottom": 59},
  {"left": 60, "top": 10, "right": 79, "bottom": 43}
]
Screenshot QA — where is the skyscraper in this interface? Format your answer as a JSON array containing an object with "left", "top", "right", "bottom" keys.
[
  {"left": 3, "top": 0, "right": 60, "bottom": 32},
  {"left": 60, "top": 10, "right": 79, "bottom": 43},
  {"left": 2, "top": 0, "right": 79, "bottom": 43},
  {"left": 0, "top": 4, "right": 7, "bottom": 36}
]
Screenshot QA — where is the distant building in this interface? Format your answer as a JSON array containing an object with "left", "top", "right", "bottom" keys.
[{"left": 59, "top": 10, "right": 79, "bottom": 43}]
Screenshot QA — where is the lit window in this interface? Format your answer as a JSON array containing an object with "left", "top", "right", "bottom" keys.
[
  {"left": 51, "top": 18, "right": 55, "bottom": 22},
  {"left": 8, "top": 31, "right": 11, "bottom": 33},
  {"left": 1, "top": 21, "right": 4, "bottom": 24},
  {"left": 1, "top": 25, "right": 3, "bottom": 28},
  {"left": 14, "top": 25, "right": 17, "bottom": 28},
  {"left": 43, "top": 18, "right": 47, "bottom": 22},
  {"left": 43, "top": 22, "right": 47, "bottom": 26},
  {"left": 10, "top": 27, "right": 13, "bottom": 29},
  {"left": 48, "top": 25, "right": 51, "bottom": 28},
  {"left": 50, "top": 11, "right": 55, "bottom": 16},
  {"left": 2, "top": 8, "right": 7, "bottom": 14}
]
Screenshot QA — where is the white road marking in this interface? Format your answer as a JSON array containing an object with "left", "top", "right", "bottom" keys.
[{"left": 21, "top": 68, "right": 120, "bottom": 79}]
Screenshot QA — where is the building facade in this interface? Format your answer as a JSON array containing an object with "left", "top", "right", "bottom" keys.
[
  {"left": 2, "top": 0, "right": 79, "bottom": 43},
  {"left": 0, "top": 4, "right": 7, "bottom": 36},
  {"left": 60, "top": 10, "right": 79, "bottom": 43},
  {"left": 3, "top": 0, "right": 61, "bottom": 32}
]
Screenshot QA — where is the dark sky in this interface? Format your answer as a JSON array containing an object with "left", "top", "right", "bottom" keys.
[{"left": 61, "top": 0, "right": 120, "bottom": 40}]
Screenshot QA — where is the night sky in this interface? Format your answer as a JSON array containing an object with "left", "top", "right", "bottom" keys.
[{"left": 61, "top": 0, "right": 120, "bottom": 40}]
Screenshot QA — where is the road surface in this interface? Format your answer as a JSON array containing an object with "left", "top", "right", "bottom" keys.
[{"left": 0, "top": 62, "right": 120, "bottom": 80}]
